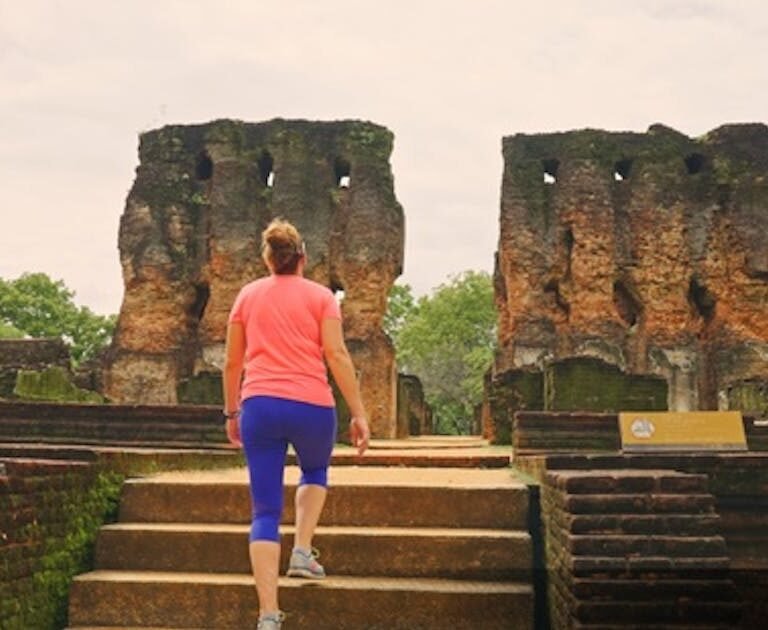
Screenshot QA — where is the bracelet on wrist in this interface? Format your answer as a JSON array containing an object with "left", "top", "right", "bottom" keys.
[{"left": 223, "top": 410, "right": 239, "bottom": 420}]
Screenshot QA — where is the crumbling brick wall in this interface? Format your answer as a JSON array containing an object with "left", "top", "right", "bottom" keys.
[
  {"left": 104, "top": 119, "right": 404, "bottom": 437},
  {"left": 491, "top": 123, "right": 768, "bottom": 428}
]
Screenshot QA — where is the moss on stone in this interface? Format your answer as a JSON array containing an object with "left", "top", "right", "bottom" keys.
[
  {"left": 544, "top": 357, "right": 667, "bottom": 412},
  {"left": 13, "top": 366, "right": 104, "bottom": 403},
  {"left": 0, "top": 368, "right": 17, "bottom": 398},
  {"left": 176, "top": 372, "right": 224, "bottom": 405},
  {"left": 488, "top": 369, "right": 544, "bottom": 445},
  {"left": 728, "top": 380, "right": 768, "bottom": 418},
  {"left": 0, "top": 470, "right": 123, "bottom": 630}
]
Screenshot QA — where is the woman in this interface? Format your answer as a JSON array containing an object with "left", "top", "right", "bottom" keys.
[{"left": 222, "top": 218, "right": 371, "bottom": 630}]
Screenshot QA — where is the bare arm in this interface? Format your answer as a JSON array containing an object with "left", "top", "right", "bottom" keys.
[
  {"left": 322, "top": 317, "right": 370, "bottom": 454},
  {"left": 222, "top": 321, "right": 246, "bottom": 446}
]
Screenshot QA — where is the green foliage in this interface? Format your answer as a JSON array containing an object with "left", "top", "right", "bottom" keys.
[
  {"left": 0, "top": 273, "right": 116, "bottom": 364},
  {"left": 0, "top": 321, "right": 24, "bottom": 338},
  {"left": 383, "top": 283, "right": 418, "bottom": 344},
  {"left": 391, "top": 271, "right": 496, "bottom": 435}
]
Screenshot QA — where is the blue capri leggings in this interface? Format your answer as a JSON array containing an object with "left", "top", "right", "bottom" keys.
[{"left": 240, "top": 395, "right": 337, "bottom": 542}]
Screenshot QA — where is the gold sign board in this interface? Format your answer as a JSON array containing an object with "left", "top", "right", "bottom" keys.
[{"left": 618, "top": 411, "right": 747, "bottom": 452}]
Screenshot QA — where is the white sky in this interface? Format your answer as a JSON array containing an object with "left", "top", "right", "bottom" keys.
[{"left": 1, "top": 0, "right": 767, "bottom": 315}]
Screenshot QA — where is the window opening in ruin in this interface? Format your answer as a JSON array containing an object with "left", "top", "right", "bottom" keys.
[
  {"left": 195, "top": 152, "right": 213, "bottom": 181},
  {"left": 614, "top": 158, "right": 632, "bottom": 182},
  {"left": 684, "top": 153, "right": 706, "bottom": 175},
  {"left": 330, "top": 280, "right": 345, "bottom": 304},
  {"left": 542, "top": 159, "right": 559, "bottom": 185},
  {"left": 190, "top": 283, "right": 210, "bottom": 322},
  {"left": 335, "top": 157, "right": 351, "bottom": 188},
  {"left": 613, "top": 279, "right": 642, "bottom": 327},
  {"left": 688, "top": 277, "right": 716, "bottom": 321},
  {"left": 544, "top": 279, "right": 570, "bottom": 318},
  {"left": 258, "top": 151, "right": 275, "bottom": 187}
]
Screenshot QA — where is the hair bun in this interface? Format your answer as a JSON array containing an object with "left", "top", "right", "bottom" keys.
[{"left": 262, "top": 218, "right": 304, "bottom": 274}]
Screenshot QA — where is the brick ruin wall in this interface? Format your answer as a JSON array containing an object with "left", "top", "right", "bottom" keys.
[
  {"left": 0, "top": 339, "right": 71, "bottom": 398},
  {"left": 103, "top": 119, "right": 404, "bottom": 438},
  {"left": 489, "top": 123, "right": 768, "bottom": 437},
  {"left": 0, "top": 458, "right": 123, "bottom": 629}
]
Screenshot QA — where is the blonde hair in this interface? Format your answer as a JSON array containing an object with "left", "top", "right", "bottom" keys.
[{"left": 261, "top": 218, "right": 305, "bottom": 274}]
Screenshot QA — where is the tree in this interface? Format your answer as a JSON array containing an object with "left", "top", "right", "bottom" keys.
[
  {"left": 382, "top": 283, "right": 418, "bottom": 344},
  {"left": 391, "top": 271, "right": 496, "bottom": 434},
  {"left": 0, "top": 273, "right": 116, "bottom": 363}
]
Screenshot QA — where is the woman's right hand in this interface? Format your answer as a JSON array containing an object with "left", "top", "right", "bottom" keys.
[
  {"left": 349, "top": 416, "right": 371, "bottom": 456},
  {"left": 225, "top": 415, "right": 242, "bottom": 448}
]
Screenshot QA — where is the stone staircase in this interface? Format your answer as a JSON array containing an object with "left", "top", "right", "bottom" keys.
[{"left": 67, "top": 440, "right": 535, "bottom": 629}]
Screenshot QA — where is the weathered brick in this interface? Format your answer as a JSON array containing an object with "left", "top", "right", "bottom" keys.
[
  {"left": 562, "top": 493, "right": 715, "bottom": 514},
  {"left": 567, "top": 514, "right": 721, "bottom": 536},
  {"left": 658, "top": 474, "right": 709, "bottom": 494},
  {"left": 567, "top": 534, "right": 727, "bottom": 557},
  {"left": 573, "top": 599, "right": 741, "bottom": 624},
  {"left": 570, "top": 577, "right": 739, "bottom": 601}
]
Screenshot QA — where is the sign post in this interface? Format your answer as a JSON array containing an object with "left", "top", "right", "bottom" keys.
[{"left": 618, "top": 411, "right": 747, "bottom": 452}]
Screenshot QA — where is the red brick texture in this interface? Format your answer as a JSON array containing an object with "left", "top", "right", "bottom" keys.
[{"left": 539, "top": 469, "right": 742, "bottom": 628}]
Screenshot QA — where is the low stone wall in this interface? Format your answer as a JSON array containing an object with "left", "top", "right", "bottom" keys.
[
  {"left": 0, "top": 339, "right": 71, "bottom": 399},
  {"left": 0, "top": 458, "right": 123, "bottom": 629},
  {"left": 518, "top": 451, "right": 768, "bottom": 628},
  {"left": 0, "top": 443, "right": 245, "bottom": 630},
  {"left": 0, "top": 400, "right": 227, "bottom": 448},
  {"left": 483, "top": 357, "right": 668, "bottom": 444},
  {"left": 540, "top": 468, "right": 740, "bottom": 628},
  {"left": 513, "top": 411, "right": 768, "bottom": 455}
]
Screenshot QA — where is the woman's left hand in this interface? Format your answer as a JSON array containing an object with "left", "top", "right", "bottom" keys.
[{"left": 225, "top": 415, "right": 242, "bottom": 448}]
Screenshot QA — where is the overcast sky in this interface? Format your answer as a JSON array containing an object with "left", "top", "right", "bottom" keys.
[{"left": 2, "top": 0, "right": 767, "bottom": 315}]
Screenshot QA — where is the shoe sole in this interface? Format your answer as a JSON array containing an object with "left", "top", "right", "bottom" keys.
[{"left": 286, "top": 567, "right": 326, "bottom": 579}]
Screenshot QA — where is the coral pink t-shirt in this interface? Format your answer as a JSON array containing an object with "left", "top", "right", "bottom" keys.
[{"left": 228, "top": 275, "right": 341, "bottom": 407}]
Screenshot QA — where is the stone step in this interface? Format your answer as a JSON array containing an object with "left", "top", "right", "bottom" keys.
[
  {"left": 563, "top": 534, "right": 727, "bottom": 557},
  {"left": 569, "top": 577, "right": 740, "bottom": 600},
  {"left": 320, "top": 450, "right": 510, "bottom": 468},
  {"left": 557, "top": 512, "right": 722, "bottom": 536},
  {"left": 547, "top": 469, "right": 710, "bottom": 495},
  {"left": 118, "top": 466, "right": 529, "bottom": 529},
  {"left": 94, "top": 523, "right": 531, "bottom": 580},
  {"left": 572, "top": 625, "right": 739, "bottom": 630},
  {"left": 551, "top": 493, "right": 716, "bottom": 515},
  {"left": 68, "top": 571, "right": 534, "bottom": 630},
  {"left": 568, "top": 555, "right": 731, "bottom": 576},
  {"left": 371, "top": 436, "right": 488, "bottom": 450},
  {"left": 569, "top": 598, "right": 743, "bottom": 625}
]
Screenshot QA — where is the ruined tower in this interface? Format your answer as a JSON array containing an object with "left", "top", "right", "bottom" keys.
[
  {"left": 488, "top": 123, "right": 768, "bottom": 440},
  {"left": 104, "top": 119, "right": 404, "bottom": 437}
]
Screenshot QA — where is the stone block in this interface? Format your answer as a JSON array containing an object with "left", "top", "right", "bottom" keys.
[
  {"left": 484, "top": 368, "right": 543, "bottom": 444},
  {"left": 13, "top": 366, "right": 103, "bottom": 403},
  {"left": 728, "top": 379, "right": 768, "bottom": 419},
  {"left": 176, "top": 371, "right": 223, "bottom": 405},
  {"left": 545, "top": 357, "right": 668, "bottom": 412}
]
